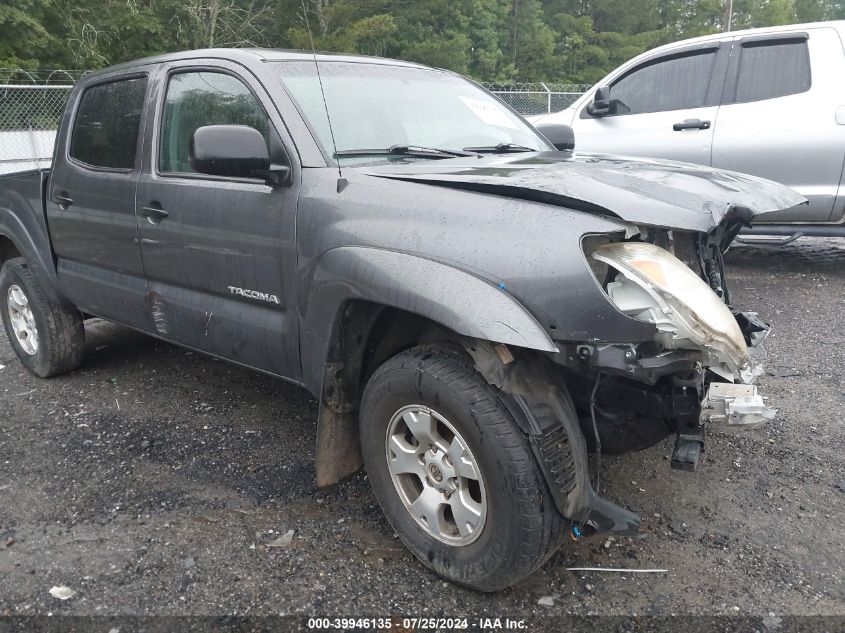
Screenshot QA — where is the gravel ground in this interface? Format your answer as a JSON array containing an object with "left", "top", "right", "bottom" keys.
[{"left": 0, "top": 237, "right": 843, "bottom": 621}]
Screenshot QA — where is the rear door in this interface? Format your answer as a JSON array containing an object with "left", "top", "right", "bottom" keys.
[
  {"left": 135, "top": 60, "right": 301, "bottom": 378},
  {"left": 712, "top": 28, "right": 845, "bottom": 223},
  {"left": 573, "top": 44, "right": 728, "bottom": 165},
  {"left": 47, "top": 71, "right": 152, "bottom": 328}
]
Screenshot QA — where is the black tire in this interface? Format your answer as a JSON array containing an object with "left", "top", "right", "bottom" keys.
[
  {"left": 0, "top": 258, "right": 85, "bottom": 378},
  {"left": 359, "top": 345, "right": 565, "bottom": 591}
]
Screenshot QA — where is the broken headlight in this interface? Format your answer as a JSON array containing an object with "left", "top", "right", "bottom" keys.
[
  {"left": 592, "top": 242, "right": 749, "bottom": 381},
  {"left": 580, "top": 234, "right": 611, "bottom": 283}
]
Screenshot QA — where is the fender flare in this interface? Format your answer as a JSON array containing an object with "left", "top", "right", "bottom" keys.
[
  {"left": 301, "top": 246, "right": 558, "bottom": 487},
  {"left": 302, "top": 247, "right": 556, "bottom": 389},
  {"left": 0, "top": 208, "right": 63, "bottom": 304}
]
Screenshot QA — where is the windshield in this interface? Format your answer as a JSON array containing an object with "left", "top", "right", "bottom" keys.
[{"left": 270, "top": 61, "right": 551, "bottom": 165}]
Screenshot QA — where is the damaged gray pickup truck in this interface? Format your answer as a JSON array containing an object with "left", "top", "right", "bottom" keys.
[{"left": 0, "top": 49, "right": 804, "bottom": 591}]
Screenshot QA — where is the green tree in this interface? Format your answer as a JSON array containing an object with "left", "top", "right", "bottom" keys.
[
  {"left": 729, "top": 0, "right": 797, "bottom": 29},
  {"left": 3, "top": 0, "right": 845, "bottom": 84},
  {"left": 509, "top": 0, "right": 556, "bottom": 80},
  {"left": 52, "top": 0, "right": 165, "bottom": 68},
  {"left": 0, "top": 0, "right": 55, "bottom": 69},
  {"left": 283, "top": 0, "right": 397, "bottom": 56},
  {"left": 658, "top": 0, "right": 723, "bottom": 39}
]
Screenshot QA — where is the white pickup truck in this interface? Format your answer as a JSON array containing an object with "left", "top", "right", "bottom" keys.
[{"left": 532, "top": 21, "right": 845, "bottom": 241}]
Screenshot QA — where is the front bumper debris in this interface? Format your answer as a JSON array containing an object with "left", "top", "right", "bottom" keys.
[
  {"left": 672, "top": 369, "right": 775, "bottom": 471},
  {"left": 701, "top": 382, "right": 777, "bottom": 429}
]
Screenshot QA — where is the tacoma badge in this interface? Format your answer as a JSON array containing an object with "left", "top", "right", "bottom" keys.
[{"left": 227, "top": 286, "right": 280, "bottom": 305}]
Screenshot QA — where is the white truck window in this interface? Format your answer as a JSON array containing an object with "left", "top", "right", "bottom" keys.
[
  {"left": 734, "top": 39, "right": 811, "bottom": 103},
  {"left": 606, "top": 50, "right": 717, "bottom": 115}
]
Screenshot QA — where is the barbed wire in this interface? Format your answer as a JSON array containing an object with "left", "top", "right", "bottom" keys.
[
  {"left": 0, "top": 68, "right": 88, "bottom": 85},
  {"left": 480, "top": 82, "right": 593, "bottom": 93}
]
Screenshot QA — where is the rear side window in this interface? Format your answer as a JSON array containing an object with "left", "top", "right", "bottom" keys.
[
  {"left": 606, "top": 50, "right": 717, "bottom": 115},
  {"left": 70, "top": 77, "right": 147, "bottom": 169},
  {"left": 159, "top": 71, "right": 270, "bottom": 174},
  {"left": 733, "top": 40, "right": 811, "bottom": 103}
]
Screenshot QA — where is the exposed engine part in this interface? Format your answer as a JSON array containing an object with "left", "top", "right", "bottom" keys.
[
  {"left": 566, "top": 371, "right": 701, "bottom": 456},
  {"left": 671, "top": 428, "right": 705, "bottom": 472},
  {"left": 557, "top": 341, "right": 703, "bottom": 385},
  {"left": 740, "top": 362, "right": 765, "bottom": 385},
  {"left": 701, "top": 382, "right": 777, "bottom": 429},
  {"left": 697, "top": 234, "right": 731, "bottom": 303},
  {"left": 734, "top": 311, "right": 770, "bottom": 347}
]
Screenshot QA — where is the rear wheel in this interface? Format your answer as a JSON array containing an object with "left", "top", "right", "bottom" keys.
[
  {"left": 360, "top": 345, "right": 565, "bottom": 591},
  {"left": 0, "top": 258, "right": 85, "bottom": 378}
]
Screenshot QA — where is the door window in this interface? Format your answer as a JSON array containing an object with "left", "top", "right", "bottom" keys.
[
  {"left": 733, "top": 39, "right": 811, "bottom": 103},
  {"left": 69, "top": 76, "right": 147, "bottom": 169},
  {"left": 159, "top": 71, "right": 271, "bottom": 174},
  {"left": 604, "top": 50, "right": 717, "bottom": 116}
]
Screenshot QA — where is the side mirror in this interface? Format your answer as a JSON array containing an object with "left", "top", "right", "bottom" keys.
[
  {"left": 536, "top": 122, "right": 575, "bottom": 151},
  {"left": 586, "top": 85, "right": 612, "bottom": 117},
  {"left": 190, "top": 125, "right": 290, "bottom": 185}
]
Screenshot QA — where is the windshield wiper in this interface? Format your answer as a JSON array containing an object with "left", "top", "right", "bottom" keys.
[
  {"left": 461, "top": 142, "right": 535, "bottom": 154},
  {"left": 335, "top": 145, "right": 475, "bottom": 159}
]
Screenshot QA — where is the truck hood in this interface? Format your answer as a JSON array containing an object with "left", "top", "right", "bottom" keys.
[{"left": 359, "top": 151, "right": 806, "bottom": 233}]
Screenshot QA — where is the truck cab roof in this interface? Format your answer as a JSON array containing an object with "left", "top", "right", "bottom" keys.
[
  {"left": 82, "top": 48, "right": 429, "bottom": 81},
  {"left": 633, "top": 19, "right": 845, "bottom": 57}
]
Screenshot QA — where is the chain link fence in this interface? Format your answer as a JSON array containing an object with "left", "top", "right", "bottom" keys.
[
  {"left": 0, "top": 69, "right": 86, "bottom": 175},
  {"left": 0, "top": 70, "right": 587, "bottom": 175},
  {"left": 481, "top": 82, "right": 590, "bottom": 116}
]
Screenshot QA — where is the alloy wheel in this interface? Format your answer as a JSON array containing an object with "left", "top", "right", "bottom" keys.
[
  {"left": 385, "top": 404, "right": 487, "bottom": 546},
  {"left": 6, "top": 284, "right": 38, "bottom": 356}
]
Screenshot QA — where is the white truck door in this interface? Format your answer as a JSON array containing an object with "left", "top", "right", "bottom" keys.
[
  {"left": 572, "top": 43, "right": 729, "bottom": 165},
  {"left": 712, "top": 28, "right": 845, "bottom": 223}
]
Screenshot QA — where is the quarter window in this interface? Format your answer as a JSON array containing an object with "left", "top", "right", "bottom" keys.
[
  {"left": 605, "top": 50, "right": 717, "bottom": 115},
  {"left": 70, "top": 77, "right": 147, "bottom": 169},
  {"left": 159, "top": 71, "right": 270, "bottom": 174},
  {"left": 733, "top": 40, "right": 811, "bottom": 103}
]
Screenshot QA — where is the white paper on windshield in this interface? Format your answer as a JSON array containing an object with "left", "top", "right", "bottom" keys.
[{"left": 459, "top": 96, "right": 519, "bottom": 130}]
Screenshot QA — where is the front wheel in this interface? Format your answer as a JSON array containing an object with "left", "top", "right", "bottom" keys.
[
  {"left": 0, "top": 258, "right": 85, "bottom": 378},
  {"left": 359, "top": 345, "right": 565, "bottom": 591}
]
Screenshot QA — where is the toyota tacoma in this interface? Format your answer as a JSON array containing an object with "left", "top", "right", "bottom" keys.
[{"left": 0, "top": 49, "right": 804, "bottom": 591}]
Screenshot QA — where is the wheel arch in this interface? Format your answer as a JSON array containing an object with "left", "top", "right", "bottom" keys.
[
  {"left": 303, "top": 247, "right": 558, "bottom": 487},
  {"left": 0, "top": 232, "right": 22, "bottom": 264},
  {"left": 0, "top": 203, "right": 65, "bottom": 306}
]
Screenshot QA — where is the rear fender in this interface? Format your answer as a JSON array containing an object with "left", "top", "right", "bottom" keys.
[
  {"left": 0, "top": 212, "right": 64, "bottom": 305},
  {"left": 0, "top": 171, "right": 65, "bottom": 304}
]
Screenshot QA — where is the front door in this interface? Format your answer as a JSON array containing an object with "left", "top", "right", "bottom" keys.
[
  {"left": 47, "top": 72, "right": 151, "bottom": 329},
  {"left": 136, "top": 61, "right": 300, "bottom": 378},
  {"left": 573, "top": 45, "right": 727, "bottom": 166}
]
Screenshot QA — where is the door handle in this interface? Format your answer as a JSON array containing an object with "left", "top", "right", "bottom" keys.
[
  {"left": 673, "top": 119, "right": 711, "bottom": 131},
  {"left": 139, "top": 205, "right": 169, "bottom": 225},
  {"left": 53, "top": 192, "right": 74, "bottom": 210}
]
